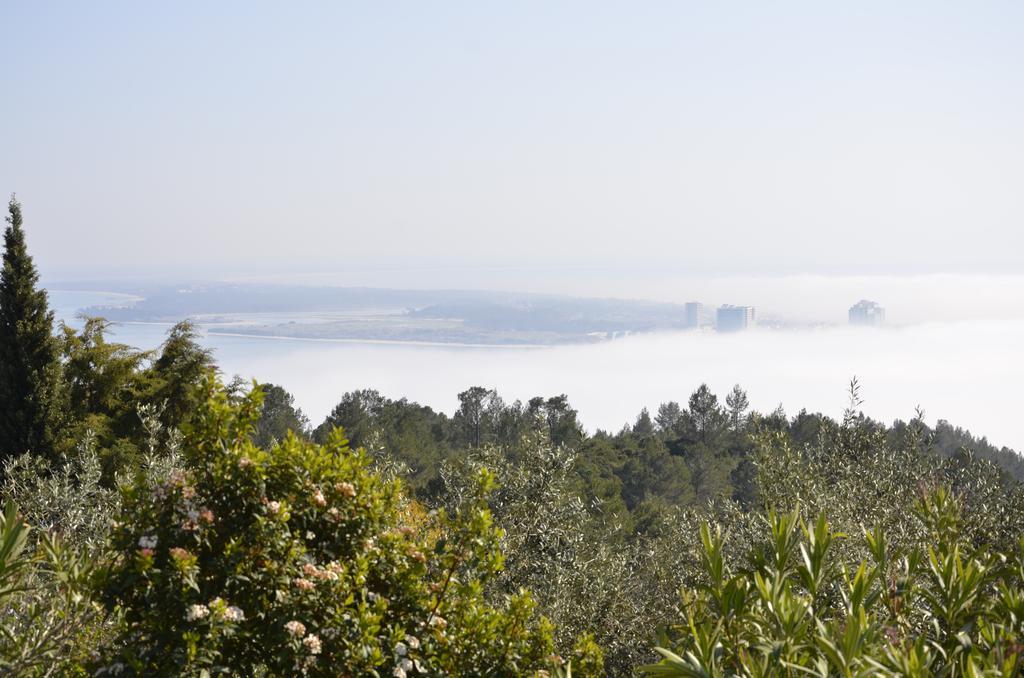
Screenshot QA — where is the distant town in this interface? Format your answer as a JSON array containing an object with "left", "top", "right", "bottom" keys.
[
  {"left": 681, "top": 299, "right": 886, "bottom": 332},
  {"left": 53, "top": 281, "right": 887, "bottom": 346}
]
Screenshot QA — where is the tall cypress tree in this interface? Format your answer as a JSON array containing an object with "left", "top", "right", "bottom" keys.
[{"left": 0, "top": 196, "right": 65, "bottom": 465}]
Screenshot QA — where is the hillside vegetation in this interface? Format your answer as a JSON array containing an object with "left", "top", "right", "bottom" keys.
[{"left": 3, "top": 197, "right": 1024, "bottom": 676}]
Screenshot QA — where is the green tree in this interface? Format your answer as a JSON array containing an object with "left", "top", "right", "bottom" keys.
[
  {"left": 619, "top": 435, "right": 696, "bottom": 510},
  {"left": 0, "top": 197, "right": 65, "bottom": 466},
  {"left": 148, "top": 320, "right": 214, "bottom": 431},
  {"left": 654, "top": 402, "right": 683, "bottom": 437},
  {"left": 724, "top": 384, "right": 749, "bottom": 431},
  {"left": 313, "top": 389, "right": 388, "bottom": 447},
  {"left": 682, "top": 384, "right": 727, "bottom": 446},
  {"left": 633, "top": 408, "right": 656, "bottom": 439},
  {"left": 313, "top": 390, "right": 452, "bottom": 497},
  {"left": 252, "top": 382, "right": 309, "bottom": 448},
  {"left": 62, "top": 316, "right": 154, "bottom": 477},
  {"left": 62, "top": 317, "right": 152, "bottom": 430},
  {"left": 527, "top": 395, "right": 583, "bottom": 449},
  {"left": 454, "top": 386, "right": 502, "bottom": 448},
  {"left": 574, "top": 436, "right": 629, "bottom": 519}
]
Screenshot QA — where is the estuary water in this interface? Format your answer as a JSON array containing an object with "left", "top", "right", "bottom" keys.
[{"left": 49, "top": 289, "right": 1024, "bottom": 451}]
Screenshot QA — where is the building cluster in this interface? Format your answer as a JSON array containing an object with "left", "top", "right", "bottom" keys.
[
  {"left": 684, "top": 299, "right": 885, "bottom": 332},
  {"left": 683, "top": 302, "right": 757, "bottom": 332},
  {"left": 849, "top": 300, "right": 885, "bottom": 326}
]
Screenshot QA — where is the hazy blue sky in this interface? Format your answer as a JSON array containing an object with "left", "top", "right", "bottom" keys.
[{"left": 3, "top": 2, "right": 1022, "bottom": 280}]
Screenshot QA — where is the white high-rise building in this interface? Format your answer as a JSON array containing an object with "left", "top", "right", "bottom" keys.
[
  {"left": 716, "top": 305, "right": 755, "bottom": 332},
  {"left": 849, "top": 300, "right": 885, "bottom": 326},
  {"left": 684, "top": 302, "right": 703, "bottom": 329}
]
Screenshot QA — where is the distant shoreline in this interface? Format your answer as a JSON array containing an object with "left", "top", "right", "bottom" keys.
[
  {"left": 49, "top": 289, "right": 144, "bottom": 304},
  {"left": 205, "top": 329, "right": 552, "bottom": 350}
]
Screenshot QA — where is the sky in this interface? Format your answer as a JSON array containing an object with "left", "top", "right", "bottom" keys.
[{"left": 2, "top": 2, "right": 1023, "bottom": 282}]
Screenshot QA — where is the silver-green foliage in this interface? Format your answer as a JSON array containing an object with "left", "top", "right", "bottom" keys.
[
  {"left": 439, "top": 427, "right": 682, "bottom": 674},
  {"left": 753, "top": 412, "right": 1024, "bottom": 564},
  {"left": 0, "top": 402, "right": 186, "bottom": 676},
  {"left": 642, "top": 486, "right": 1024, "bottom": 676},
  {"left": 0, "top": 500, "right": 100, "bottom": 676}
]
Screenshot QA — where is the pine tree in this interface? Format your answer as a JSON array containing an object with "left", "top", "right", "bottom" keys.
[
  {"left": 725, "top": 384, "right": 750, "bottom": 431},
  {"left": 0, "top": 196, "right": 65, "bottom": 465}
]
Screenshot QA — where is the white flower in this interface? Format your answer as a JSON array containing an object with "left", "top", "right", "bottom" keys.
[
  {"left": 393, "top": 668, "right": 406, "bottom": 678},
  {"left": 306, "top": 530, "right": 316, "bottom": 540},
  {"left": 285, "top": 620, "right": 306, "bottom": 637},
  {"left": 267, "top": 501, "right": 281, "bottom": 514},
  {"left": 405, "top": 635, "right": 420, "bottom": 650},
  {"left": 400, "top": 658, "right": 413, "bottom": 672},
  {"left": 303, "top": 634, "right": 322, "bottom": 655},
  {"left": 138, "top": 535, "right": 158, "bottom": 549},
  {"left": 395, "top": 641, "right": 408, "bottom": 656},
  {"left": 185, "top": 604, "right": 209, "bottom": 621},
  {"left": 224, "top": 606, "right": 245, "bottom": 622},
  {"left": 312, "top": 489, "right": 326, "bottom": 507}
]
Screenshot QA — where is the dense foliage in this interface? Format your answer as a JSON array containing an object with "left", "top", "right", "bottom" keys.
[
  {"left": 642, "top": 489, "right": 1024, "bottom": 676},
  {"left": 1, "top": 199, "right": 1023, "bottom": 675},
  {"left": 98, "top": 378, "right": 596, "bottom": 676},
  {"left": 304, "top": 382, "right": 1021, "bottom": 530}
]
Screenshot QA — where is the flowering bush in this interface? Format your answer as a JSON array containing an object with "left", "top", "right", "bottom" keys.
[{"left": 97, "top": 377, "right": 599, "bottom": 676}]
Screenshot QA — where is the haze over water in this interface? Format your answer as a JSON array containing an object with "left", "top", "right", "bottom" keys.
[{"left": 51, "top": 278, "right": 1024, "bottom": 452}]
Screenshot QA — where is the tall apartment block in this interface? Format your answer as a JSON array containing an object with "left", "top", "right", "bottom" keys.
[
  {"left": 716, "top": 305, "right": 755, "bottom": 332},
  {"left": 849, "top": 300, "right": 885, "bottom": 326},
  {"left": 684, "top": 302, "right": 703, "bottom": 329}
]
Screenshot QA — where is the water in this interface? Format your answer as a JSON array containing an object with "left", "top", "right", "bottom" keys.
[{"left": 48, "top": 289, "right": 1024, "bottom": 451}]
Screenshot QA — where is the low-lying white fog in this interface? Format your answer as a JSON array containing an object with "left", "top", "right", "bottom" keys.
[
  {"left": 205, "top": 322, "right": 1024, "bottom": 451},
  {"left": 52, "top": 286, "right": 1024, "bottom": 452}
]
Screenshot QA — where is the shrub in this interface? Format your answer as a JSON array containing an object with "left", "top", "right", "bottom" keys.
[
  {"left": 752, "top": 415, "right": 1024, "bottom": 563},
  {"left": 97, "top": 378, "right": 599, "bottom": 676},
  {"left": 3, "top": 435, "right": 118, "bottom": 556},
  {"left": 0, "top": 501, "right": 101, "bottom": 676},
  {"left": 640, "top": 486, "right": 1024, "bottom": 676}
]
